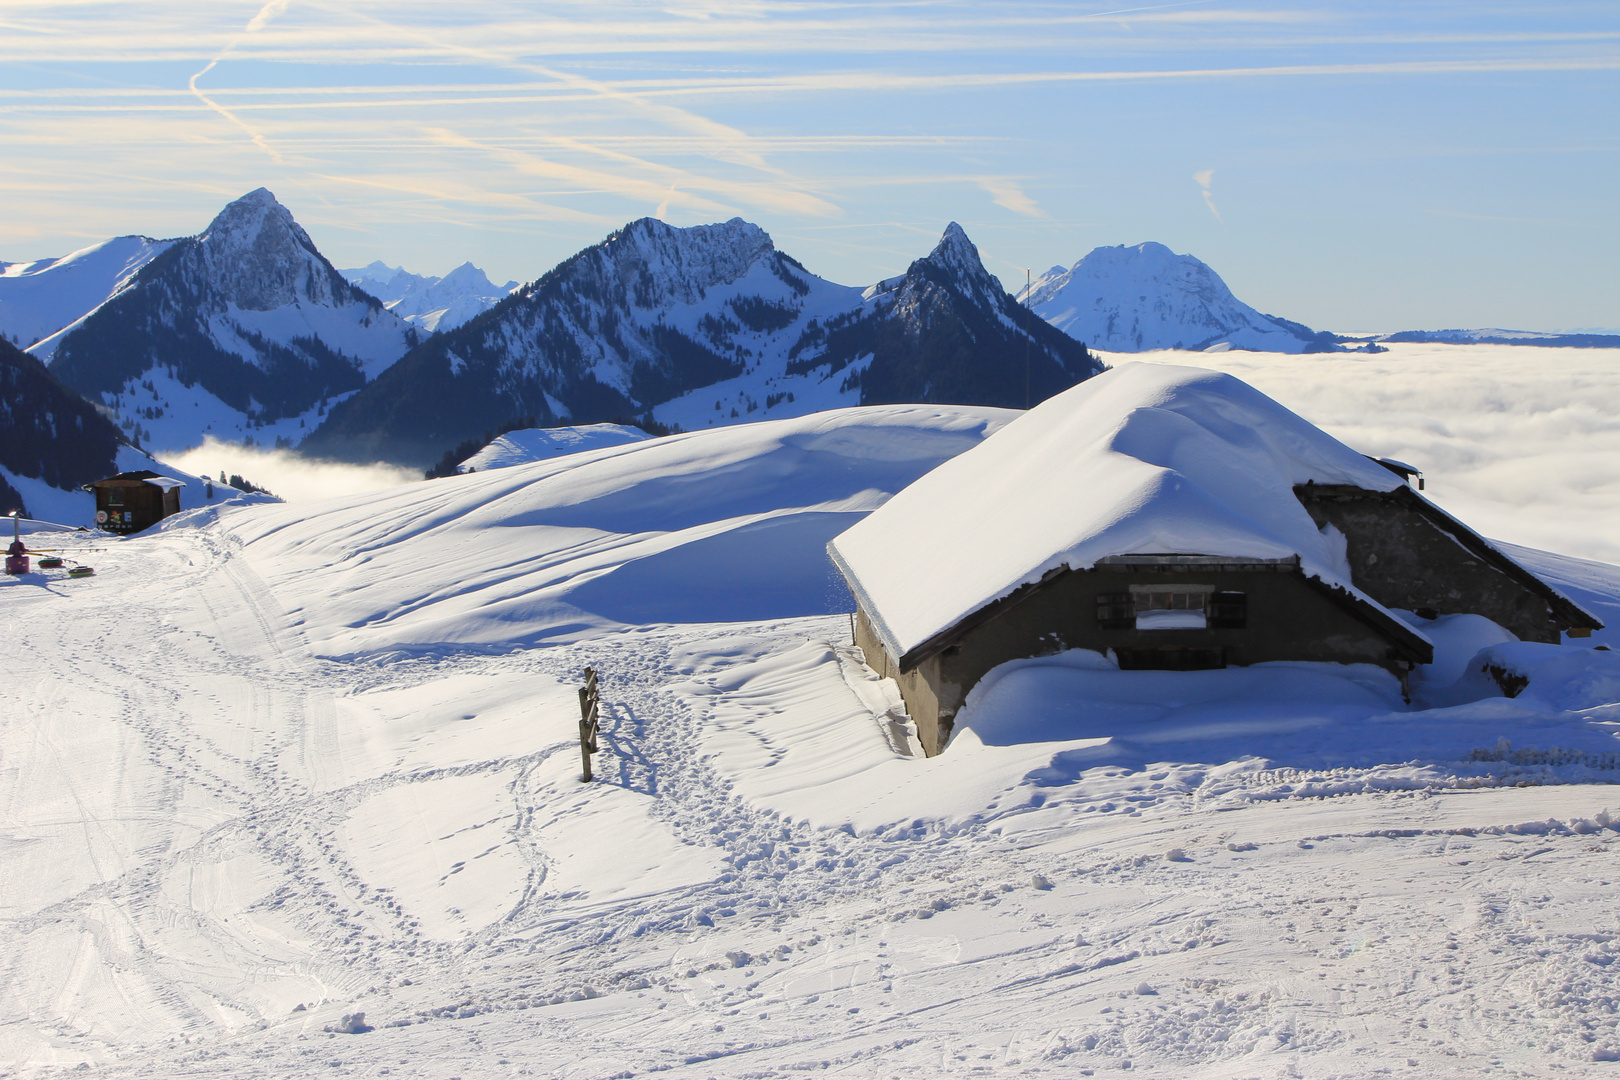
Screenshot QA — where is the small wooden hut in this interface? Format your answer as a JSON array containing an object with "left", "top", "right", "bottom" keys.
[{"left": 85, "top": 471, "right": 185, "bottom": 534}]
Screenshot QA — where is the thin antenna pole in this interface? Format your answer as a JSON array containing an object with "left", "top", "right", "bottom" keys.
[{"left": 1023, "top": 268, "right": 1032, "bottom": 410}]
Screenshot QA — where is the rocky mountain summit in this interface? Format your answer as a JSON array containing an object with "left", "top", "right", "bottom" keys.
[{"left": 788, "top": 222, "right": 1101, "bottom": 410}]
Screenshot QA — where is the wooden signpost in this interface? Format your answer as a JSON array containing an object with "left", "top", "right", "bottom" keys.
[{"left": 578, "top": 667, "right": 600, "bottom": 782}]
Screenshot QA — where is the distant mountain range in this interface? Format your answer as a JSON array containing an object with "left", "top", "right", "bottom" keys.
[
  {"left": 340, "top": 261, "right": 519, "bottom": 334},
  {"left": 4, "top": 190, "right": 1613, "bottom": 473},
  {"left": 1369, "top": 328, "right": 1620, "bottom": 349},
  {"left": 301, "top": 219, "right": 1101, "bottom": 466}
]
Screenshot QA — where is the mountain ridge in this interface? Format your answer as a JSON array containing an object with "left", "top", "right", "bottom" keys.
[{"left": 303, "top": 218, "right": 1101, "bottom": 467}]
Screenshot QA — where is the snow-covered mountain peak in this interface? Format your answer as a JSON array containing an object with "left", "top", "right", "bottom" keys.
[
  {"left": 341, "top": 259, "right": 519, "bottom": 335},
  {"left": 2, "top": 235, "right": 174, "bottom": 352},
  {"left": 920, "top": 222, "right": 999, "bottom": 295},
  {"left": 1023, "top": 241, "right": 1335, "bottom": 354},
  {"left": 46, "top": 190, "right": 415, "bottom": 449},
  {"left": 1070, "top": 242, "right": 1228, "bottom": 300},
  {"left": 438, "top": 261, "right": 502, "bottom": 294}
]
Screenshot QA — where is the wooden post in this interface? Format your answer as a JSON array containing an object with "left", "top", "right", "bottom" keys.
[{"left": 578, "top": 666, "right": 599, "bottom": 782}]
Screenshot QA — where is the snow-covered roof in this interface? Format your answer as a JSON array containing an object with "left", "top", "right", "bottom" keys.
[
  {"left": 86, "top": 470, "right": 186, "bottom": 490},
  {"left": 828, "top": 362, "right": 1414, "bottom": 662}
]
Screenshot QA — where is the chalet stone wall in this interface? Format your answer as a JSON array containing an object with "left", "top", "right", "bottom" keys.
[
  {"left": 1296, "top": 486, "right": 1562, "bottom": 643},
  {"left": 857, "top": 565, "right": 1416, "bottom": 757}
]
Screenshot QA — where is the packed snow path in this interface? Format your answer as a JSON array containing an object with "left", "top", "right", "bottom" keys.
[{"left": 5, "top": 516, "right": 1620, "bottom": 1075}]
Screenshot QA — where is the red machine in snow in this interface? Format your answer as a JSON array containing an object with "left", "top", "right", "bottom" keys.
[{"left": 5, "top": 512, "right": 28, "bottom": 576}]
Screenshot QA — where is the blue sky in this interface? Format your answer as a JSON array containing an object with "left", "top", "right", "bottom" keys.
[{"left": 2, "top": 1, "right": 1615, "bottom": 331}]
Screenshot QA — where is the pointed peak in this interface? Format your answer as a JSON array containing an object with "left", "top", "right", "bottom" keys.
[
  {"left": 919, "top": 221, "right": 997, "bottom": 293},
  {"left": 203, "top": 187, "right": 301, "bottom": 247},
  {"left": 933, "top": 221, "right": 974, "bottom": 258}
]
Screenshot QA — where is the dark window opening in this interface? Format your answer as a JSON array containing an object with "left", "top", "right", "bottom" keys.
[
  {"left": 1209, "top": 591, "right": 1247, "bottom": 629},
  {"left": 1096, "top": 592, "right": 1133, "bottom": 630},
  {"left": 108, "top": 487, "right": 124, "bottom": 506},
  {"left": 1116, "top": 647, "right": 1226, "bottom": 671},
  {"left": 1136, "top": 591, "right": 1205, "bottom": 612}
]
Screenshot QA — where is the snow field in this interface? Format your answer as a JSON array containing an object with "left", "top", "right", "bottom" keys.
[
  {"left": 223, "top": 404, "right": 1011, "bottom": 658},
  {"left": 4, "top": 372, "right": 1620, "bottom": 1076}
]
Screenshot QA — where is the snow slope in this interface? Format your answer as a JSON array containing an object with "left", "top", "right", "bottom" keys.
[
  {"left": 1023, "top": 242, "right": 1333, "bottom": 353},
  {"left": 0, "top": 235, "right": 172, "bottom": 353},
  {"left": 341, "top": 260, "right": 519, "bottom": 334},
  {"left": 457, "top": 423, "right": 651, "bottom": 472},
  {"left": 5, "top": 359, "right": 1620, "bottom": 1077},
  {"left": 232, "top": 404, "right": 1014, "bottom": 659}
]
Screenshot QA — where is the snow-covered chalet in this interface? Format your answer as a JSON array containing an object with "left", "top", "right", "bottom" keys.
[{"left": 828, "top": 363, "right": 1601, "bottom": 756}]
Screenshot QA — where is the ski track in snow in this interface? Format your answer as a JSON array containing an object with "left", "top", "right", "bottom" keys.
[{"left": 4, "top": 513, "right": 1620, "bottom": 1078}]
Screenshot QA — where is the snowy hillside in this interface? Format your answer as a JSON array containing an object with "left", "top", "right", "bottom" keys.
[
  {"left": 306, "top": 218, "right": 1099, "bottom": 467},
  {"left": 1, "top": 333, "right": 268, "bottom": 523},
  {"left": 457, "top": 423, "right": 651, "bottom": 472},
  {"left": 0, "top": 336, "right": 125, "bottom": 517},
  {"left": 42, "top": 189, "right": 417, "bottom": 454},
  {"left": 5, "top": 382, "right": 1620, "bottom": 1077},
  {"left": 1022, "top": 242, "right": 1336, "bottom": 353},
  {"left": 0, "top": 235, "right": 172, "bottom": 354},
  {"left": 342, "top": 260, "right": 519, "bottom": 334}
]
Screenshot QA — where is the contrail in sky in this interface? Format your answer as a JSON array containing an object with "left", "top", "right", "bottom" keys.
[{"left": 187, "top": 0, "right": 289, "bottom": 164}]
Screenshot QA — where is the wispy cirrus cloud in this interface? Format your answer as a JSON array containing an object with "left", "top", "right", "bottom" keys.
[
  {"left": 1194, "top": 168, "right": 1220, "bottom": 221},
  {"left": 0, "top": 0, "right": 1613, "bottom": 330},
  {"left": 976, "top": 178, "right": 1047, "bottom": 219}
]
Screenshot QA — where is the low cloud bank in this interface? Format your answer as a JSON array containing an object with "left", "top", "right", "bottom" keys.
[
  {"left": 160, "top": 437, "right": 420, "bottom": 502},
  {"left": 1178, "top": 341, "right": 1620, "bottom": 565}
]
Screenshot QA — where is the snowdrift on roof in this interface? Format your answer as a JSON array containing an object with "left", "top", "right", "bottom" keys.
[{"left": 829, "top": 362, "right": 1410, "bottom": 660}]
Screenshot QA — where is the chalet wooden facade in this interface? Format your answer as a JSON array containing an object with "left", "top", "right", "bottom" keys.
[{"left": 85, "top": 471, "right": 184, "bottom": 534}]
